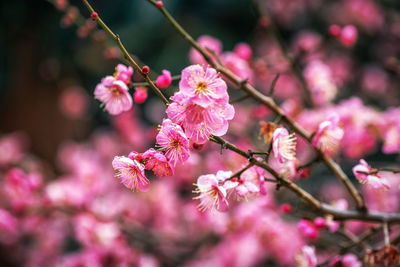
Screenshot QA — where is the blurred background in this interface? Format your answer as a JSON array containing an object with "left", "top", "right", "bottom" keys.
[{"left": 0, "top": 0, "right": 257, "bottom": 163}]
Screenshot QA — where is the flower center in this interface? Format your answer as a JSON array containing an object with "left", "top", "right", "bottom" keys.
[
  {"left": 111, "top": 86, "right": 122, "bottom": 97},
  {"left": 196, "top": 81, "right": 208, "bottom": 93}
]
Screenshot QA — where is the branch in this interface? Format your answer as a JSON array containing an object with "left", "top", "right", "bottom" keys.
[
  {"left": 147, "top": 0, "right": 366, "bottom": 211},
  {"left": 82, "top": 0, "right": 170, "bottom": 105}
]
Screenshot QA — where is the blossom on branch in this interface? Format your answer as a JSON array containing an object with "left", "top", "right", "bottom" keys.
[
  {"left": 112, "top": 156, "right": 149, "bottom": 192},
  {"left": 94, "top": 76, "right": 132, "bottom": 115},
  {"left": 272, "top": 127, "right": 297, "bottom": 163},
  {"left": 352, "top": 159, "right": 390, "bottom": 191}
]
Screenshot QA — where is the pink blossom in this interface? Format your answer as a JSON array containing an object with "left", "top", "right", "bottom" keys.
[
  {"left": 134, "top": 87, "right": 148, "bottom": 104},
  {"left": 142, "top": 148, "right": 174, "bottom": 177},
  {"left": 189, "top": 35, "right": 222, "bottom": 65},
  {"left": 312, "top": 115, "right": 344, "bottom": 155},
  {"left": 112, "top": 156, "right": 149, "bottom": 192},
  {"left": 74, "top": 213, "right": 120, "bottom": 247},
  {"left": 295, "top": 246, "right": 317, "bottom": 267},
  {"left": 272, "top": 127, "right": 297, "bottom": 163},
  {"left": 329, "top": 254, "right": 361, "bottom": 267},
  {"left": 225, "top": 166, "right": 266, "bottom": 200},
  {"left": 298, "top": 219, "right": 319, "bottom": 241},
  {"left": 352, "top": 159, "right": 390, "bottom": 191},
  {"left": 382, "top": 124, "right": 400, "bottom": 154},
  {"left": 59, "top": 86, "right": 89, "bottom": 120},
  {"left": 156, "top": 119, "right": 190, "bottom": 166},
  {"left": 193, "top": 170, "right": 232, "bottom": 212},
  {"left": 94, "top": 76, "right": 132, "bottom": 115},
  {"left": 155, "top": 70, "right": 172, "bottom": 89},
  {"left": 340, "top": 25, "right": 358, "bottom": 47},
  {"left": 233, "top": 42, "right": 252, "bottom": 61},
  {"left": 220, "top": 52, "right": 254, "bottom": 85},
  {"left": 114, "top": 64, "right": 133, "bottom": 84},
  {"left": 179, "top": 65, "right": 228, "bottom": 108},
  {"left": 304, "top": 60, "right": 337, "bottom": 106},
  {"left": 166, "top": 91, "right": 234, "bottom": 144}
]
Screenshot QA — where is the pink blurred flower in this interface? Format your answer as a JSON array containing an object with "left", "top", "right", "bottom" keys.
[
  {"left": 233, "top": 42, "right": 252, "bottom": 61},
  {"left": 296, "top": 246, "right": 317, "bottom": 267},
  {"left": 189, "top": 35, "right": 222, "bottom": 65},
  {"left": 179, "top": 65, "right": 228, "bottom": 108},
  {"left": 156, "top": 119, "right": 190, "bottom": 166},
  {"left": 155, "top": 70, "right": 172, "bottom": 89},
  {"left": 74, "top": 213, "right": 120, "bottom": 247},
  {"left": 272, "top": 127, "right": 297, "bottom": 163},
  {"left": 59, "top": 86, "right": 89, "bottom": 120},
  {"left": 193, "top": 170, "right": 232, "bottom": 212},
  {"left": 340, "top": 25, "right": 358, "bottom": 47},
  {"left": 220, "top": 52, "right": 254, "bottom": 85},
  {"left": 304, "top": 60, "right": 337, "bottom": 106},
  {"left": 94, "top": 76, "right": 132, "bottom": 115},
  {"left": 114, "top": 64, "right": 133, "bottom": 84},
  {"left": 298, "top": 219, "right": 319, "bottom": 241},
  {"left": 112, "top": 156, "right": 149, "bottom": 192},
  {"left": 352, "top": 159, "right": 390, "bottom": 191},
  {"left": 329, "top": 254, "right": 361, "bottom": 267},
  {"left": 142, "top": 148, "right": 174, "bottom": 177},
  {"left": 134, "top": 87, "right": 148, "bottom": 104},
  {"left": 382, "top": 124, "right": 400, "bottom": 154},
  {"left": 312, "top": 115, "right": 344, "bottom": 155}
]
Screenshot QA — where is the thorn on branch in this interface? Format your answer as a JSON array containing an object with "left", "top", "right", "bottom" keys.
[{"left": 268, "top": 73, "right": 280, "bottom": 96}]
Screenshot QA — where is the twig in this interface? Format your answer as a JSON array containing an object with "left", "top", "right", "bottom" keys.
[
  {"left": 228, "top": 162, "right": 255, "bottom": 180},
  {"left": 82, "top": 0, "right": 170, "bottom": 105},
  {"left": 268, "top": 73, "right": 280, "bottom": 96}
]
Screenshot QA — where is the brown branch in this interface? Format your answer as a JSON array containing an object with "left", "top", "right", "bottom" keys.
[
  {"left": 146, "top": 0, "right": 366, "bottom": 211},
  {"left": 82, "top": 0, "right": 170, "bottom": 105}
]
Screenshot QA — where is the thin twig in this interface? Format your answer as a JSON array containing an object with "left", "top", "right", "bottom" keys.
[
  {"left": 268, "top": 73, "right": 280, "bottom": 96},
  {"left": 131, "top": 75, "right": 181, "bottom": 87},
  {"left": 82, "top": 0, "right": 170, "bottom": 105}
]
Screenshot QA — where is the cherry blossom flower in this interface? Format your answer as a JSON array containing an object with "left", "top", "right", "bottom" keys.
[
  {"left": 167, "top": 91, "right": 234, "bottom": 144},
  {"left": 272, "top": 127, "right": 297, "bottom": 163},
  {"left": 94, "top": 76, "right": 132, "bottom": 115},
  {"left": 179, "top": 65, "right": 228, "bottom": 108},
  {"left": 156, "top": 119, "right": 190, "bottom": 166},
  {"left": 155, "top": 69, "right": 172, "bottom": 89},
  {"left": 296, "top": 246, "right": 317, "bottom": 267},
  {"left": 112, "top": 156, "right": 149, "bottom": 192},
  {"left": 329, "top": 254, "right": 361, "bottom": 267},
  {"left": 312, "top": 115, "right": 344, "bottom": 155},
  {"left": 189, "top": 35, "right": 222, "bottom": 65},
  {"left": 352, "top": 159, "right": 390, "bottom": 191},
  {"left": 193, "top": 170, "right": 232, "bottom": 212},
  {"left": 142, "top": 148, "right": 174, "bottom": 177},
  {"left": 304, "top": 60, "right": 337, "bottom": 106},
  {"left": 340, "top": 25, "right": 358, "bottom": 47},
  {"left": 114, "top": 64, "right": 133, "bottom": 84}
]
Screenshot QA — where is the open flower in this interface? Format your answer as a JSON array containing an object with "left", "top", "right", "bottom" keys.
[
  {"left": 114, "top": 64, "right": 133, "bottom": 84},
  {"left": 112, "top": 156, "right": 149, "bottom": 192},
  {"left": 156, "top": 119, "right": 190, "bottom": 166},
  {"left": 142, "top": 148, "right": 174, "bottom": 177},
  {"left": 312, "top": 115, "right": 344, "bottom": 155},
  {"left": 272, "top": 127, "right": 296, "bottom": 163},
  {"left": 167, "top": 91, "right": 234, "bottom": 144},
  {"left": 352, "top": 159, "right": 390, "bottom": 191},
  {"left": 179, "top": 65, "right": 228, "bottom": 108},
  {"left": 94, "top": 76, "right": 132, "bottom": 115},
  {"left": 193, "top": 170, "right": 232, "bottom": 212}
]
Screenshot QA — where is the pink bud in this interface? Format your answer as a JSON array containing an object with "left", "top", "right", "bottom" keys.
[
  {"left": 329, "top": 24, "right": 341, "bottom": 37},
  {"left": 340, "top": 25, "right": 357, "bottom": 47},
  {"left": 281, "top": 203, "right": 292, "bottom": 213},
  {"left": 141, "top": 65, "right": 150, "bottom": 75},
  {"left": 304, "top": 226, "right": 319, "bottom": 240},
  {"left": 313, "top": 217, "right": 326, "bottom": 228},
  {"left": 155, "top": 70, "right": 172, "bottom": 89},
  {"left": 134, "top": 87, "right": 148, "bottom": 104},
  {"left": 155, "top": 1, "right": 163, "bottom": 8},
  {"left": 234, "top": 43, "right": 252, "bottom": 61}
]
